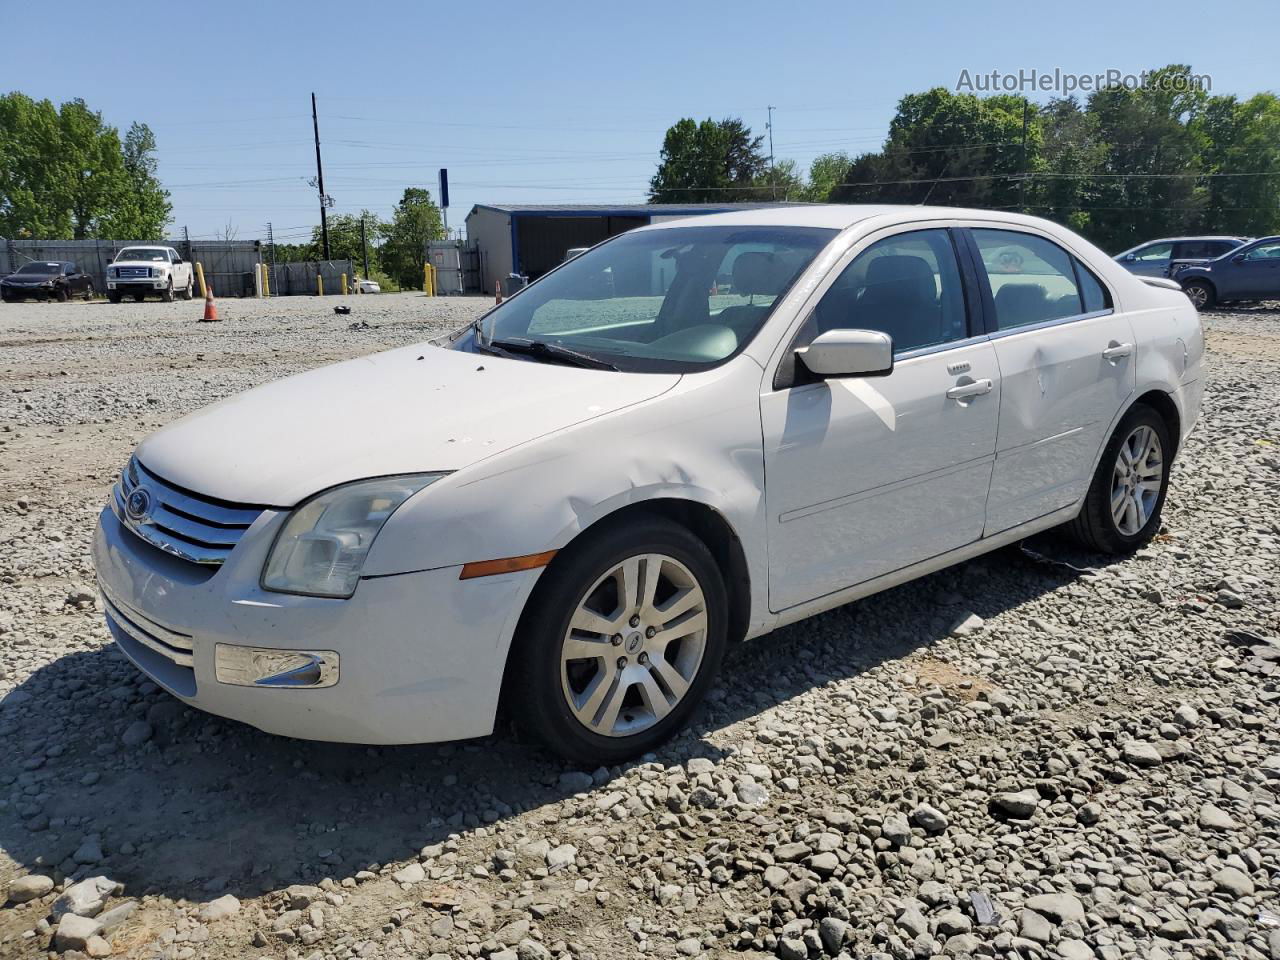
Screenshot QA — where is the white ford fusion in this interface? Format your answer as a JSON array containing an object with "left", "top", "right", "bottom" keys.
[{"left": 93, "top": 206, "right": 1203, "bottom": 763}]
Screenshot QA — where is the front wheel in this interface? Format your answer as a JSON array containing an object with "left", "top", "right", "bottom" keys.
[
  {"left": 1065, "top": 404, "right": 1172, "bottom": 553},
  {"left": 107, "top": 293, "right": 121, "bottom": 304},
  {"left": 1182, "top": 280, "right": 1214, "bottom": 311},
  {"left": 84, "top": 282, "right": 94, "bottom": 301},
  {"left": 55, "top": 286, "right": 69, "bottom": 303},
  {"left": 510, "top": 515, "right": 728, "bottom": 765},
  {"left": 162, "top": 279, "right": 175, "bottom": 303}
]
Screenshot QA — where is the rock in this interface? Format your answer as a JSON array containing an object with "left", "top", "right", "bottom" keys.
[
  {"left": 392, "top": 862, "right": 425, "bottom": 884},
  {"left": 1020, "top": 908, "right": 1053, "bottom": 942},
  {"left": 1076, "top": 802, "right": 1102, "bottom": 825},
  {"left": 7, "top": 873, "right": 54, "bottom": 903},
  {"left": 951, "top": 612, "right": 985, "bottom": 636},
  {"left": 735, "top": 779, "right": 769, "bottom": 806},
  {"left": 686, "top": 757, "right": 716, "bottom": 775},
  {"left": 808, "top": 852, "right": 839, "bottom": 876},
  {"left": 1199, "top": 803, "right": 1239, "bottom": 831},
  {"left": 992, "top": 788, "right": 1040, "bottom": 818},
  {"left": 944, "top": 933, "right": 981, "bottom": 956},
  {"left": 73, "top": 837, "right": 105, "bottom": 865},
  {"left": 675, "top": 938, "right": 702, "bottom": 956},
  {"left": 1172, "top": 703, "right": 1200, "bottom": 726},
  {"left": 1213, "top": 866, "right": 1255, "bottom": 897},
  {"left": 1058, "top": 939, "right": 1095, "bottom": 960},
  {"left": 496, "top": 918, "right": 531, "bottom": 945},
  {"left": 897, "top": 906, "right": 928, "bottom": 939},
  {"left": 85, "top": 936, "right": 112, "bottom": 958},
  {"left": 557, "top": 771, "right": 593, "bottom": 792},
  {"left": 881, "top": 811, "right": 912, "bottom": 844},
  {"left": 52, "top": 876, "right": 118, "bottom": 918},
  {"left": 1025, "top": 892, "right": 1085, "bottom": 924},
  {"left": 272, "top": 909, "right": 302, "bottom": 932},
  {"left": 546, "top": 844, "right": 577, "bottom": 870},
  {"left": 199, "top": 894, "right": 241, "bottom": 921},
  {"left": 819, "top": 916, "right": 850, "bottom": 953},
  {"left": 777, "top": 936, "right": 808, "bottom": 960},
  {"left": 121, "top": 720, "right": 153, "bottom": 746},
  {"left": 53, "top": 914, "right": 103, "bottom": 952},
  {"left": 1121, "top": 740, "right": 1162, "bottom": 767},
  {"left": 871, "top": 705, "right": 899, "bottom": 723},
  {"left": 911, "top": 803, "right": 949, "bottom": 832},
  {"left": 286, "top": 884, "right": 323, "bottom": 909},
  {"left": 763, "top": 865, "right": 789, "bottom": 890},
  {"left": 936, "top": 909, "right": 972, "bottom": 937},
  {"left": 518, "top": 940, "right": 553, "bottom": 960},
  {"left": 96, "top": 901, "right": 137, "bottom": 933}
]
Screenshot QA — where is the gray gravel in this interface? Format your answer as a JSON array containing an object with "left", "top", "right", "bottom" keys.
[{"left": 1, "top": 294, "right": 1279, "bottom": 960}]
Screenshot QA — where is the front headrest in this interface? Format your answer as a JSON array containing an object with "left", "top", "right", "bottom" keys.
[
  {"left": 865, "top": 255, "right": 935, "bottom": 302},
  {"left": 732, "top": 252, "right": 790, "bottom": 297}
]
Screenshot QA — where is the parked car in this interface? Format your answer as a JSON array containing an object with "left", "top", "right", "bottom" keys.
[
  {"left": 0, "top": 261, "right": 93, "bottom": 302},
  {"left": 94, "top": 206, "right": 1202, "bottom": 763},
  {"left": 106, "top": 246, "right": 194, "bottom": 303},
  {"left": 1114, "top": 236, "right": 1250, "bottom": 278},
  {"left": 563, "top": 247, "right": 590, "bottom": 262},
  {"left": 1169, "top": 236, "right": 1280, "bottom": 309},
  {"left": 354, "top": 277, "right": 381, "bottom": 294}
]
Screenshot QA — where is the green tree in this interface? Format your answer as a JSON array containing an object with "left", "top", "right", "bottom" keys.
[
  {"left": 800, "top": 152, "right": 852, "bottom": 203},
  {"left": 379, "top": 188, "right": 444, "bottom": 289},
  {"left": 0, "top": 92, "right": 171, "bottom": 240},
  {"left": 648, "top": 117, "right": 768, "bottom": 202},
  {"left": 313, "top": 210, "right": 385, "bottom": 267},
  {"left": 1195, "top": 92, "right": 1280, "bottom": 236}
]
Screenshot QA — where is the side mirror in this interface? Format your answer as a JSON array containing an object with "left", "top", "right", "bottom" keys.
[
  {"left": 173, "top": 257, "right": 183, "bottom": 264},
  {"left": 1123, "top": 253, "right": 1137, "bottom": 262},
  {"left": 1232, "top": 253, "right": 1246, "bottom": 263},
  {"left": 796, "top": 329, "right": 894, "bottom": 378}
]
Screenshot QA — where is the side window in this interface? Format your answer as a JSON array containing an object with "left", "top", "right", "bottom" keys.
[
  {"left": 1174, "top": 240, "right": 1216, "bottom": 260},
  {"left": 808, "top": 229, "right": 967, "bottom": 354},
  {"left": 972, "top": 229, "right": 1083, "bottom": 330},
  {"left": 1134, "top": 242, "right": 1173, "bottom": 262},
  {"left": 1244, "top": 241, "right": 1280, "bottom": 261},
  {"left": 1075, "top": 260, "right": 1111, "bottom": 313}
]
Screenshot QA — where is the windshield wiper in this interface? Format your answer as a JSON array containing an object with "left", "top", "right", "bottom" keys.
[{"left": 488, "top": 338, "right": 619, "bottom": 371}]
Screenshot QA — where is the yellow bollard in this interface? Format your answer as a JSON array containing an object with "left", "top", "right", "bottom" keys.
[
  {"left": 423, "top": 263, "right": 430, "bottom": 294},
  {"left": 341, "top": 273, "right": 348, "bottom": 296},
  {"left": 194, "top": 262, "right": 207, "bottom": 299},
  {"left": 431, "top": 264, "right": 437, "bottom": 296},
  {"left": 262, "top": 264, "right": 271, "bottom": 298}
]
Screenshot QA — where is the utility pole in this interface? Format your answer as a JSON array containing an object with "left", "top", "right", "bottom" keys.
[
  {"left": 266, "top": 222, "right": 276, "bottom": 293},
  {"left": 182, "top": 225, "right": 191, "bottom": 262},
  {"left": 766, "top": 105, "right": 777, "bottom": 201},
  {"left": 311, "top": 92, "right": 331, "bottom": 260},
  {"left": 1019, "top": 97, "right": 1030, "bottom": 215},
  {"left": 360, "top": 215, "right": 369, "bottom": 278}
]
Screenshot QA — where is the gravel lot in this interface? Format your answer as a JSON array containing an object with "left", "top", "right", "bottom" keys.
[{"left": 1, "top": 292, "right": 1279, "bottom": 960}]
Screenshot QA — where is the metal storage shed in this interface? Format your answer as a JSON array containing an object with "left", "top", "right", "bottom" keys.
[{"left": 463, "top": 202, "right": 798, "bottom": 294}]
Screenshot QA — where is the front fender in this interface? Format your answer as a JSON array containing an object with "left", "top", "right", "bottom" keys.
[{"left": 363, "top": 356, "right": 772, "bottom": 629}]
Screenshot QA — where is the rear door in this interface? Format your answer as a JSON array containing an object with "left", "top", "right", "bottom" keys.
[
  {"left": 761, "top": 226, "right": 999, "bottom": 610},
  {"left": 1127, "top": 242, "right": 1172, "bottom": 277},
  {"left": 964, "top": 227, "right": 1136, "bottom": 535}
]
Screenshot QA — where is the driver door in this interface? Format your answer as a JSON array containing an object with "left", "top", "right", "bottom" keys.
[{"left": 761, "top": 227, "right": 1000, "bottom": 611}]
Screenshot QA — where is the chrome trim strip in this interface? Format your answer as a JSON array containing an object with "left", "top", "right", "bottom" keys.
[
  {"left": 101, "top": 596, "right": 195, "bottom": 668},
  {"left": 98, "top": 580, "right": 193, "bottom": 651},
  {"left": 214, "top": 644, "right": 340, "bottom": 689},
  {"left": 134, "top": 462, "right": 265, "bottom": 526},
  {"left": 148, "top": 504, "right": 244, "bottom": 546}
]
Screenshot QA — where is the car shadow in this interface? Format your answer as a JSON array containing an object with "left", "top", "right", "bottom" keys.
[{"left": 0, "top": 533, "right": 1103, "bottom": 904}]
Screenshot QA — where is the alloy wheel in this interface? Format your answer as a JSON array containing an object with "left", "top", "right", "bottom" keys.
[
  {"left": 1111, "top": 424, "right": 1163, "bottom": 536},
  {"left": 1185, "top": 284, "right": 1208, "bottom": 308},
  {"left": 560, "top": 553, "right": 708, "bottom": 738}
]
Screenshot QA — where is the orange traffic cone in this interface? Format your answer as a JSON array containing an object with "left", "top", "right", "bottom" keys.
[
  {"left": 201, "top": 284, "right": 219, "bottom": 322},
  {"left": 495, "top": 280, "right": 503, "bottom": 305}
]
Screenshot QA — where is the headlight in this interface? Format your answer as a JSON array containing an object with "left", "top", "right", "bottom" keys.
[
  {"left": 261, "top": 474, "right": 446, "bottom": 598},
  {"left": 150, "top": 267, "right": 160, "bottom": 278}
]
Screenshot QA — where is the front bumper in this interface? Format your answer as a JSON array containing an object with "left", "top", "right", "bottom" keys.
[
  {"left": 92, "top": 506, "right": 540, "bottom": 744},
  {"left": 107, "top": 280, "right": 168, "bottom": 292}
]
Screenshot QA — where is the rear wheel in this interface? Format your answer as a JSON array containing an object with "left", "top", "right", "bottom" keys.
[
  {"left": 181, "top": 277, "right": 193, "bottom": 300},
  {"left": 511, "top": 515, "right": 728, "bottom": 765},
  {"left": 1065, "top": 403, "right": 1171, "bottom": 553},
  {"left": 1182, "top": 280, "right": 1214, "bottom": 310}
]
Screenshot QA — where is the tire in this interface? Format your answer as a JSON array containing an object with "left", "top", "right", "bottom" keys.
[
  {"left": 162, "top": 279, "right": 175, "bottom": 303},
  {"left": 1065, "top": 403, "right": 1172, "bottom": 554},
  {"left": 509, "top": 514, "right": 728, "bottom": 765},
  {"left": 55, "top": 286, "right": 69, "bottom": 303},
  {"left": 181, "top": 277, "right": 193, "bottom": 300},
  {"left": 1182, "top": 280, "right": 1214, "bottom": 311},
  {"left": 134, "top": 293, "right": 146, "bottom": 303},
  {"left": 84, "top": 282, "right": 94, "bottom": 301},
  {"left": 108, "top": 293, "right": 121, "bottom": 304}
]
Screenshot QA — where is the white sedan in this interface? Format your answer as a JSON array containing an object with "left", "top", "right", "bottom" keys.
[{"left": 93, "top": 205, "right": 1203, "bottom": 764}]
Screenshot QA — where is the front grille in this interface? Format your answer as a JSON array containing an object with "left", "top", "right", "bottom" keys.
[
  {"left": 99, "top": 581, "right": 195, "bottom": 667},
  {"left": 115, "top": 266, "right": 151, "bottom": 279},
  {"left": 112, "top": 458, "right": 265, "bottom": 566}
]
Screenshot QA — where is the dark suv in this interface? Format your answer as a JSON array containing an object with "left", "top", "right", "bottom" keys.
[
  {"left": 0, "top": 261, "right": 94, "bottom": 302},
  {"left": 1172, "top": 236, "right": 1280, "bottom": 310}
]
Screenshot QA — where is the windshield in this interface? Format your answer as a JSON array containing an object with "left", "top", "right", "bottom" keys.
[
  {"left": 478, "top": 225, "right": 836, "bottom": 372},
  {"left": 16, "top": 262, "right": 60, "bottom": 275},
  {"left": 116, "top": 248, "right": 168, "bottom": 262}
]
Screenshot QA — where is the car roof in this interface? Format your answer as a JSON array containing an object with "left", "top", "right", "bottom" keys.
[
  {"left": 1133, "top": 236, "right": 1251, "bottom": 244},
  {"left": 631, "top": 203, "right": 1090, "bottom": 234}
]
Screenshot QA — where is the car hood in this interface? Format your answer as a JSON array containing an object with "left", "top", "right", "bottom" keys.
[
  {"left": 2, "top": 276, "right": 54, "bottom": 284},
  {"left": 111, "top": 261, "right": 165, "bottom": 269},
  {"left": 136, "top": 342, "right": 680, "bottom": 506}
]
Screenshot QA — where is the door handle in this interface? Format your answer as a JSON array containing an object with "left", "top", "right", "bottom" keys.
[
  {"left": 946, "top": 378, "right": 993, "bottom": 400},
  {"left": 1102, "top": 342, "right": 1133, "bottom": 361}
]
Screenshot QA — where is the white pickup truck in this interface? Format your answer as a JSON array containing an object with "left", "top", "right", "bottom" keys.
[{"left": 107, "top": 246, "right": 194, "bottom": 303}]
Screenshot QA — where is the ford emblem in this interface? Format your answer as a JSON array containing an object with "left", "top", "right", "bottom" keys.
[{"left": 125, "top": 486, "right": 153, "bottom": 522}]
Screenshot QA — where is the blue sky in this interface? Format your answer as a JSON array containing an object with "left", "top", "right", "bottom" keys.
[{"left": 5, "top": 0, "right": 1277, "bottom": 242}]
